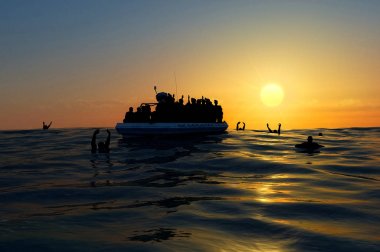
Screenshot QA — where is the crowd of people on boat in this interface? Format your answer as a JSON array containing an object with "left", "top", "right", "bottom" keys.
[
  {"left": 123, "top": 93, "right": 224, "bottom": 123},
  {"left": 40, "top": 86, "right": 323, "bottom": 154}
]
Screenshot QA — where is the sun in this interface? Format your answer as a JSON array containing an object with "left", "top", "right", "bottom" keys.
[{"left": 260, "top": 83, "right": 284, "bottom": 107}]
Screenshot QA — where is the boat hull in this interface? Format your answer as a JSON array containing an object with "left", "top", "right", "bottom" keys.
[{"left": 115, "top": 122, "right": 228, "bottom": 136}]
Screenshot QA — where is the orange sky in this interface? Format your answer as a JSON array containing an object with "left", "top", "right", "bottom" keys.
[{"left": 1, "top": 1, "right": 379, "bottom": 130}]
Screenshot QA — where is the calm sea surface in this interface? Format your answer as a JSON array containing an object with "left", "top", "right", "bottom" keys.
[{"left": 0, "top": 127, "right": 379, "bottom": 251}]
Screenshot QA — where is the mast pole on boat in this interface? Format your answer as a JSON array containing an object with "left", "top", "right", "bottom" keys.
[{"left": 174, "top": 72, "right": 178, "bottom": 100}]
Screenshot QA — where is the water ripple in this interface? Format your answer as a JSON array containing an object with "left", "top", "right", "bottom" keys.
[{"left": 0, "top": 128, "right": 379, "bottom": 251}]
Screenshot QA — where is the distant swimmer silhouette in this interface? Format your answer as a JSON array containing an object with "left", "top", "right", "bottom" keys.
[
  {"left": 267, "top": 123, "right": 281, "bottom": 135},
  {"left": 91, "top": 129, "right": 111, "bottom": 153},
  {"left": 295, "top": 136, "right": 324, "bottom": 151},
  {"left": 236, "top": 122, "right": 245, "bottom": 131},
  {"left": 42, "top": 121, "right": 52, "bottom": 130}
]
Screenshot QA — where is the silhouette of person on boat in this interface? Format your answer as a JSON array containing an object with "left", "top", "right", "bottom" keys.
[
  {"left": 123, "top": 86, "right": 224, "bottom": 124},
  {"left": 124, "top": 107, "right": 134, "bottom": 123},
  {"left": 236, "top": 122, "right": 245, "bottom": 131},
  {"left": 42, "top": 121, "right": 52, "bottom": 130},
  {"left": 267, "top": 123, "right": 281, "bottom": 135},
  {"left": 91, "top": 129, "right": 111, "bottom": 153},
  {"left": 295, "top": 136, "right": 324, "bottom": 152}
]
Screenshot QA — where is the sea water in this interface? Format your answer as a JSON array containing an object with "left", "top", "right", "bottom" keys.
[{"left": 0, "top": 128, "right": 379, "bottom": 251}]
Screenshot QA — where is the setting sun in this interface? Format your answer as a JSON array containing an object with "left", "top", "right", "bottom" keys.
[
  {"left": 260, "top": 84, "right": 284, "bottom": 107},
  {"left": 1, "top": 2, "right": 380, "bottom": 251}
]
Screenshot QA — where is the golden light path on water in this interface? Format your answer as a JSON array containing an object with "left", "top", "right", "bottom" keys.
[
  {"left": 1, "top": 127, "right": 380, "bottom": 251},
  {"left": 223, "top": 130, "right": 380, "bottom": 246},
  {"left": 225, "top": 171, "right": 379, "bottom": 243}
]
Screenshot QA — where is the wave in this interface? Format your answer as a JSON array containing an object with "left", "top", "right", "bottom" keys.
[{"left": 0, "top": 127, "right": 379, "bottom": 251}]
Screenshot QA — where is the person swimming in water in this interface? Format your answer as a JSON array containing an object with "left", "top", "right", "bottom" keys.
[
  {"left": 236, "top": 122, "right": 246, "bottom": 131},
  {"left": 42, "top": 121, "right": 52, "bottom": 130},
  {"left": 267, "top": 123, "right": 281, "bottom": 135},
  {"left": 295, "top": 136, "right": 324, "bottom": 150},
  {"left": 91, "top": 129, "right": 111, "bottom": 153},
  {"left": 241, "top": 122, "right": 245, "bottom": 130}
]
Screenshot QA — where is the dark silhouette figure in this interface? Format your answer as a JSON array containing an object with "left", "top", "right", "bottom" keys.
[
  {"left": 236, "top": 122, "right": 245, "bottom": 131},
  {"left": 124, "top": 107, "right": 134, "bottom": 122},
  {"left": 241, "top": 122, "right": 245, "bottom": 130},
  {"left": 43, "top": 121, "right": 52, "bottom": 130},
  {"left": 295, "top": 136, "right": 324, "bottom": 150},
  {"left": 91, "top": 129, "right": 111, "bottom": 153},
  {"left": 267, "top": 123, "right": 281, "bottom": 135},
  {"left": 318, "top": 132, "right": 323, "bottom": 136},
  {"left": 216, "top": 101, "right": 223, "bottom": 123},
  {"left": 122, "top": 88, "right": 226, "bottom": 124}
]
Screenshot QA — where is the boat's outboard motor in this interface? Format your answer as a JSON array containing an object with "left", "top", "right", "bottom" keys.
[{"left": 156, "top": 92, "right": 168, "bottom": 103}]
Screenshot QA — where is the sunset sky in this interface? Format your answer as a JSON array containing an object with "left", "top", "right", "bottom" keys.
[{"left": 1, "top": 0, "right": 379, "bottom": 130}]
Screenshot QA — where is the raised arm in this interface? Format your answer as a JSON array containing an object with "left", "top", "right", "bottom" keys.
[
  {"left": 267, "top": 123, "right": 272, "bottom": 133},
  {"left": 278, "top": 123, "right": 281, "bottom": 135},
  {"left": 105, "top": 129, "right": 111, "bottom": 148},
  {"left": 91, "top": 129, "right": 99, "bottom": 153},
  {"left": 47, "top": 121, "right": 52, "bottom": 129},
  {"left": 242, "top": 122, "right": 245, "bottom": 131},
  {"left": 236, "top": 122, "right": 240, "bottom": 131}
]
